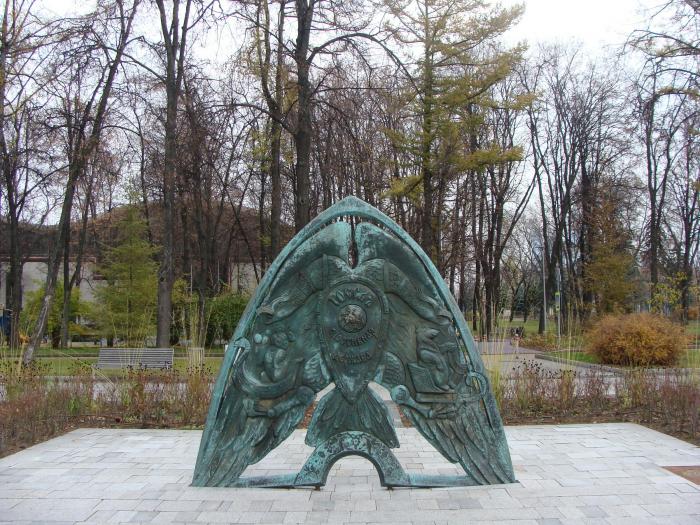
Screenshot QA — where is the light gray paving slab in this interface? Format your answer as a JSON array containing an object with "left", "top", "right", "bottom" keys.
[{"left": 0, "top": 423, "right": 698, "bottom": 524}]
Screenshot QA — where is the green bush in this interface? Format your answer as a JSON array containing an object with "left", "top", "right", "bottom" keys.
[
  {"left": 586, "top": 313, "right": 686, "bottom": 367},
  {"left": 206, "top": 291, "right": 249, "bottom": 345},
  {"left": 21, "top": 281, "right": 89, "bottom": 348}
]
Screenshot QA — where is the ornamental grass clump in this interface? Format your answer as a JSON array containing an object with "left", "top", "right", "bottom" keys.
[
  {"left": 520, "top": 331, "right": 559, "bottom": 351},
  {"left": 586, "top": 313, "right": 686, "bottom": 367}
]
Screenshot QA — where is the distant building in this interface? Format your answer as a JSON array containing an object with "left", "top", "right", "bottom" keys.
[
  {"left": 0, "top": 203, "right": 267, "bottom": 313},
  {"left": 0, "top": 257, "right": 101, "bottom": 310},
  {"left": 0, "top": 256, "right": 259, "bottom": 311}
]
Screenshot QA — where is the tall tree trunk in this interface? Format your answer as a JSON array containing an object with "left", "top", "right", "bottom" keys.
[
  {"left": 0, "top": 3, "right": 23, "bottom": 353},
  {"left": 420, "top": 62, "right": 435, "bottom": 260},
  {"left": 154, "top": 0, "right": 192, "bottom": 348},
  {"left": 578, "top": 155, "right": 594, "bottom": 316},
  {"left": 61, "top": 178, "right": 96, "bottom": 349},
  {"left": 60, "top": 229, "right": 71, "bottom": 349},
  {"left": 253, "top": 0, "right": 286, "bottom": 255},
  {"left": 24, "top": 175, "right": 79, "bottom": 363},
  {"left": 156, "top": 64, "right": 178, "bottom": 348},
  {"left": 270, "top": 2, "right": 285, "bottom": 255},
  {"left": 270, "top": 117, "right": 283, "bottom": 252},
  {"left": 258, "top": 161, "right": 268, "bottom": 271},
  {"left": 7, "top": 212, "right": 22, "bottom": 351},
  {"left": 293, "top": 0, "right": 314, "bottom": 231}
]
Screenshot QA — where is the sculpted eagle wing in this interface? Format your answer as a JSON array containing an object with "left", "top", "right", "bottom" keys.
[
  {"left": 192, "top": 301, "right": 332, "bottom": 487},
  {"left": 356, "top": 222, "right": 515, "bottom": 485},
  {"left": 391, "top": 371, "right": 514, "bottom": 484},
  {"left": 192, "top": 223, "right": 349, "bottom": 486}
]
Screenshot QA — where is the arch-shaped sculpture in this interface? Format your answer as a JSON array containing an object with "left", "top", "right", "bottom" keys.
[{"left": 192, "top": 196, "right": 514, "bottom": 488}]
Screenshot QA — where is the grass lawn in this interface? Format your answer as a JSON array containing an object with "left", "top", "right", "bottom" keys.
[
  {"left": 672, "top": 348, "right": 699, "bottom": 368},
  {"left": 500, "top": 318, "right": 541, "bottom": 335},
  {"left": 35, "top": 347, "right": 103, "bottom": 357},
  {"left": 685, "top": 321, "right": 700, "bottom": 340},
  {"left": 37, "top": 346, "right": 224, "bottom": 358},
  {"left": 549, "top": 350, "right": 599, "bottom": 364},
  {"left": 500, "top": 318, "right": 581, "bottom": 340},
  {"left": 549, "top": 348, "right": 700, "bottom": 368},
  {"left": 1, "top": 356, "right": 224, "bottom": 377},
  {"left": 1, "top": 346, "right": 225, "bottom": 359}
]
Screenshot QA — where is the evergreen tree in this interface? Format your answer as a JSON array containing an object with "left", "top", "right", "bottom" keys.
[
  {"left": 93, "top": 207, "right": 158, "bottom": 346},
  {"left": 382, "top": 0, "right": 524, "bottom": 264}
]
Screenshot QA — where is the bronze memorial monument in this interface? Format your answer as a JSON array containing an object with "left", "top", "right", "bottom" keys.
[{"left": 193, "top": 196, "right": 514, "bottom": 488}]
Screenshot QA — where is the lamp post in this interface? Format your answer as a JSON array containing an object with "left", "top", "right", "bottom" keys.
[{"left": 541, "top": 239, "right": 547, "bottom": 334}]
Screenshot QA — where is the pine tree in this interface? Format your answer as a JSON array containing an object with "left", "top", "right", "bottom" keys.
[
  {"left": 94, "top": 208, "right": 158, "bottom": 346},
  {"left": 382, "top": 0, "right": 524, "bottom": 264}
]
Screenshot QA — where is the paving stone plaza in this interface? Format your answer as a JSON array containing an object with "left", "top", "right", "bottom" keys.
[{"left": 0, "top": 423, "right": 698, "bottom": 524}]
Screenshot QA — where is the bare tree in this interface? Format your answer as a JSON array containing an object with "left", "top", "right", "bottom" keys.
[
  {"left": 667, "top": 112, "right": 700, "bottom": 320},
  {"left": 0, "top": 1, "right": 60, "bottom": 351},
  {"left": 145, "top": 0, "right": 217, "bottom": 347},
  {"left": 252, "top": 1, "right": 287, "bottom": 256},
  {"left": 23, "top": 0, "right": 140, "bottom": 363},
  {"left": 469, "top": 77, "right": 534, "bottom": 338},
  {"left": 629, "top": 0, "right": 699, "bottom": 89},
  {"left": 628, "top": 0, "right": 699, "bottom": 308},
  {"left": 521, "top": 46, "right": 631, "bottom": 331},
  {"left": 179, "top": 77, "right": 255, "bottom": 344},
  {"left": 634, "top": 61, "right": 688, "bottom": 295}
]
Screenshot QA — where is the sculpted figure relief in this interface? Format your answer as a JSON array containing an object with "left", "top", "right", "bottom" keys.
[{"left": 193, "top": 197, "right": 515, "bottom": 488}]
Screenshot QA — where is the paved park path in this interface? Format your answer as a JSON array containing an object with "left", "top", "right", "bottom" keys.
[{"left": 0, "top": 423, "right": 698, "bottom": 524}]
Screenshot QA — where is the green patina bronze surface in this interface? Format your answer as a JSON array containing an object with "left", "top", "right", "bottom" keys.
[{"left": 192, "top": 196, "right": 515, "bottom": 489}]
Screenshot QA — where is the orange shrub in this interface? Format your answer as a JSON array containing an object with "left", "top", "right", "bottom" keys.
[{"left": 586, "top": 313, "right": 686, "bottom": 367}]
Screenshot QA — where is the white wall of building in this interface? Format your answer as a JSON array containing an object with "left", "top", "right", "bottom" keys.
[
  {"left": 0, "top": 259, "right": 259, "bottom": 311},
  {"left": 229, "top": 262, "right": 259, "bottom": 295},
  {"left": 0, "top": 260, "right": 101, "bottom": 310}
]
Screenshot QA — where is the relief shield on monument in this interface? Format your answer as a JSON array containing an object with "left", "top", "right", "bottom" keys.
[
  {"left": 318, "top": 276, "right": 388, "bottom": 400},
  {"left": 192, "top": 196, "right": 515, "bottom": 489}
]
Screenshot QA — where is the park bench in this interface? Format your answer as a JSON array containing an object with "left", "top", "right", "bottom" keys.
[{"left": 94, "top": 348, "right": 174, "bottom": 370}]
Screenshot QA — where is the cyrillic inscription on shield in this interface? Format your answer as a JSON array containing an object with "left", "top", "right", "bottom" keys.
[{"left": 318, "top": 278, "right": 388, "bottom": 400}]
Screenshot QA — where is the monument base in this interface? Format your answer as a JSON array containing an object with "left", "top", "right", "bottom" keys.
[{"left": 226, "top": 431, "right": 485, "bottom": 488}]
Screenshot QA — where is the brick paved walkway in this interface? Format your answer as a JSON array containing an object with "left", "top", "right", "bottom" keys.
[{"left": 0, "top": 424, "right": 698, "bottom": 524}]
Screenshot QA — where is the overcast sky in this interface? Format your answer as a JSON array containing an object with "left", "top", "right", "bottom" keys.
[
  {"left": 502, "top": 0, "right": 656, "bottom": 52},
  {"left": 45, "top": 0, "right": 659, "bottom": 55}
]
